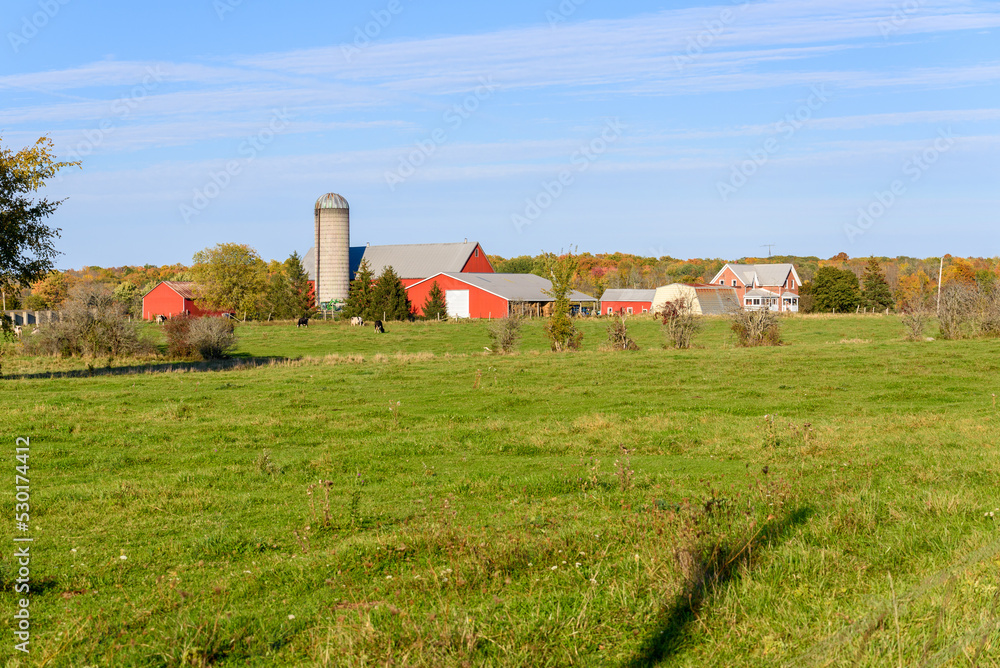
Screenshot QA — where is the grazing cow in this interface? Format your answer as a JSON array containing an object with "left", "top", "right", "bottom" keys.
[
  {"left": 155, "top": 314, "right": 167, "bottom": 324},
  {"left": 373, "top": 320, "right": 385, "bottom": 334},
  {"left": 297, "top": 317, "right": 309, "bottom": 328},
  {"left": 13, "top": 325, "right": 22, "bottom": 338},
  {"left": 350, "top": 316, "right": 364, "bottom": 327}
]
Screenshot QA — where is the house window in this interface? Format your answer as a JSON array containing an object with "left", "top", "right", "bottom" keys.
[
  {"left": 642, "top": 308, "right": 648, "bottom": 313},
  {"left": 626, "top": 307, "right": 634, "bottom": 315},
  {"left": 607, "top": 307, "right": 613, "bottom": 315},
  {"left": 732, "top": 280, "right": 737, "bottom": 287},
  {"left": 720, "top": 280, "right": 724, "bottom": 285},
  {"left": 474, "top": 248, "right": 479, "bottom": 257}
]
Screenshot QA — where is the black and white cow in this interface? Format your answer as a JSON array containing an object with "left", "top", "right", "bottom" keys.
[
  {"left": 373, "top": 320, "right": 385, "bottom": 334},
  {"left": 297, "top": 317, "right": 309, "bottom": 328}
]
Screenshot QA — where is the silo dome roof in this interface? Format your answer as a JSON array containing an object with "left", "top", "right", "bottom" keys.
[{"left": 316, "top": 193, "right": 349, "bottom": 210}]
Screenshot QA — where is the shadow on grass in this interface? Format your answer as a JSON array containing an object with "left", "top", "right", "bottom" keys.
[
  {"left": 3, "top": 356, "right": 291, "bottom": 380},
  {"left": 628, "top": 506, "right": 812, "bottom": 667}
]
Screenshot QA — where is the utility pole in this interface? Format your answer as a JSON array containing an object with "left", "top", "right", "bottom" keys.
[{"left": 936, "top": 256, "right": 944, "bottom": 315}]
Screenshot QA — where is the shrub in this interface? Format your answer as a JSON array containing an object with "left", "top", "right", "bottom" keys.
[
  {"left": 938, "top": 283, "right": 977, "bottom": 340},
  {"left": 544, "top": 312, "right": 583, "bottom": 351},
  {"left": 163, "top": 315, "right": 196, "bottom": 358},
  {"left": 24, "top": 286, "right": 153, "bottom": 360},
  {"left": 487, "top": 312, "right": 523, "bottom": 354},
  {"left": 188, "top": 317, "right": 237, "bottom": 359},
  {"left": 900, "top": 308, "right": 929, "bottom": 341},
  {"left": 728, "top": 307, "right": 782, "bottom": 347},
  {"left": 164, "top": 315, "right": 237, "bottom": 359},
  {"left": 660, "top": 299, "right": 700, "bottom": 349},
  {"left": 605, "top": 315, "right": 638, "bottom": 351}
]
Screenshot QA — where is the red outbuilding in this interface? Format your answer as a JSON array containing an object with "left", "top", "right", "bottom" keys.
[
  {"left": 141, "top": 281, "right": 226, "bottom": 320},
  {"left": 407, "top": 272, "right": 596, "bottom": 319},
  {"left": 598, "top": 289, "right": 656, "bottom": 316}
]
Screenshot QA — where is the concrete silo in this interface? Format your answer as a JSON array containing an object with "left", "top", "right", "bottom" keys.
[{"left": 314, "top": 193, "right": 351, "bottom": 308}]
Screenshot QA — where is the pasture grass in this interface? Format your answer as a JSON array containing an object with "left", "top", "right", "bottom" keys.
[{"left": 1, "top": 314, "right": 999, "bottom": 666}]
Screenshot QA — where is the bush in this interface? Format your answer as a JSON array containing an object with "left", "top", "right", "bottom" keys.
[
  {"left": 938, "top": 284, "right": 978, "bottom": 340},
  {"left": 728, "top": 307, "right": 782, "bottom": 347},
  {"left": 660, "top": 299, "right": 700, "bottom": 349},
  {"left": 163, "top": 315, "right": 196, "bottom": 358},
  {"left": 938, "top": 283, "right": 1000, "bottom": 340},
  {"left": 605, "top": 315, "right": 638, "bottom": 351},
  {"left": 164, "top": 315, "right": 236, "bottom": 360},
  {"left": 24, "top": 286, "right": 153, "bottom": 360},
  {"left": 487, "top": 312, "right": 523, "bottom": 354},
  {"left": 188, "top": 317, "right": 237, "bottom": 359},
  {"left": 900, "top": 308, "right": 929, "bottom": 341}
]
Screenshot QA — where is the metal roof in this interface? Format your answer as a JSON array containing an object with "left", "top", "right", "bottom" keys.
[
  {"left": 156, "top": 281, "right": 198, "bottom": 300},
  {"left": 420, "top": 273, "right": 596, "bottom": 303},
  {"left": 303, "top": 247, "right": 316, "bottom": 280},
  {"left": 304, "top": 242, "right": 487, "bottom": 281},
  {"left": 692, "top": 286, "right": 740, "bottom": 314},
  {"left": 315, "top": 193, "right": 349, "bottom": 210},
  {"left": 599, "top": 289, "right": 656, "bottom": 302},
  {"left": 745, "top": 288, "right": 780, "bottom": 298},
  {"left": 357, "top": 242, "right": 483, "bottom": 278}
]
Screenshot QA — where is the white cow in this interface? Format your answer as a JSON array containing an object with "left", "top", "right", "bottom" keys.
[
  {"left": 350, "top": 316, "right": 364, "bottom": 327},
  {"left": 13, "top": 325, "right": 22, "bottom": 338}
]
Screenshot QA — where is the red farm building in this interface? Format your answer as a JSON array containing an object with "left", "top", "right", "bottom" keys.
[
  {"left": 141, "top": 281, "right": 227, "bottom": 320},
  {"left": 407, "top": 272, "right": 596, "bottom": 319},
  {"left": 598, "top": 289, "right": 656, "bottom": 316}
]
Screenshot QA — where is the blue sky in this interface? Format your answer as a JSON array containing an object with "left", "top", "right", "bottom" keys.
[{"left": 2, "top": 0, "right": 998, "bottom": 268}]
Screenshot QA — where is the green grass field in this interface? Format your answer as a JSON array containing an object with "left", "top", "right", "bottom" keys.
[{"left": 2, "top": 315, "right": 999, "bottom": 666}]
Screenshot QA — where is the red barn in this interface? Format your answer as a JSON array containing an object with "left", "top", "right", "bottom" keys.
[
  {"left": 598, "top": 289, "right": 656, "bottom": 316},
  {"left": 407, "top": 272, "right": 596, "bottom": 319},
  {"left": 141, "top": 281, "right": 226, "bottom": 320}
]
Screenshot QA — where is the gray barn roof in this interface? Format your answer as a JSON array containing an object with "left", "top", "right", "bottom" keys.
[
  {"left": 359, "top": 242, "right": 483, "bottom": 278},
  {"left": 422, "top": 273, "right": 596, "bottom": 303},
  {"left": 304, "top": 242, "right": 486, "bottom": 281},
  {"left": 599, "top": 289, "right": 656, "bottom": 302}
]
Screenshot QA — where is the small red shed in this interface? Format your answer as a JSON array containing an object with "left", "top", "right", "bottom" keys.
[
  {"left": 598, "top": 289, "right": 656, "bottom": 316},
  {"left": 141, "top": 281, "right": 222, "bottom": 320}
]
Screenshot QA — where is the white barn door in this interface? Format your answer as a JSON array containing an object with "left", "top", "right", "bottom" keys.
[{"left": 446, "top": 290, "right": 470, "bottom": 318}]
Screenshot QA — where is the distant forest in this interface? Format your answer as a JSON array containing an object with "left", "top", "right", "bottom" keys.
[{"left": 5, "top": 252, "right": 997, "bottom": 314}]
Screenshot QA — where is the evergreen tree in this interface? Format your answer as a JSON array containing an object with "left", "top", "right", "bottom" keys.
[
  {"left": 811, "top": 266, "right": 861, "bottom": 312},
  {"left": 342, "top": 259, "right": 375, "bottom": 320},
  {"left": 284, "top": 252, "right": 315, "bottom": 317},
  {"left": 263, "top": 267, "right": 294, "bottom": 320},
  {"left": 370, "top": 265, "right": 412, "bottom": 321},
  {"left": 422, "top": 281, "right": 448, "bottom": 320},
  {"left": 860, "top": 257, "right": 894, "bottom": 310}
]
